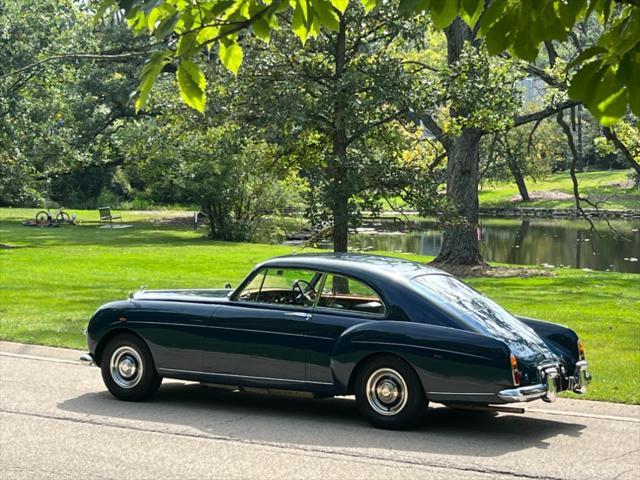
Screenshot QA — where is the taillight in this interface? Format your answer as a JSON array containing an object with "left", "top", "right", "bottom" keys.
[
  {"left": 578, "top": 339, "right": 585, "bottom": 361},
  {"left": 510, "top": 353, "right": 521, "bottom": 386}
]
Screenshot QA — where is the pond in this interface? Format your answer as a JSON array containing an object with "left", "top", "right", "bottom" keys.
[{"left": 349, "top": 217, "right": 640, "bottom": 274}]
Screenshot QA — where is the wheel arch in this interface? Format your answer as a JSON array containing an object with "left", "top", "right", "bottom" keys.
[
  {"left": 346, "top": 352, "right": 427, "bottom": 398},
  {"left": 94, "top": 327, "right": 151, "bottom": 368}
]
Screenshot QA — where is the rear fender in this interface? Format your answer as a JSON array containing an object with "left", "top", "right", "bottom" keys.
[
  {"left": 330, "top": 321, "right": 513, "bottom": 396},
  {"left": 518, "top": 316, "right": 580, "bottom": 369}
]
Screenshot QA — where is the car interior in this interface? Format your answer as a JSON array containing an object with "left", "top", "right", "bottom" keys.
[{"left": 237, "top": 268, "right": 385, "bottom": 315}]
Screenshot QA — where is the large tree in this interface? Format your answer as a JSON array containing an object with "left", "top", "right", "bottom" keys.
[
  {"left": 210, "top": 4, "right": 428, "bottom": 251},
  {"left": 410, "top": 20, "right": 575, "bottom": 265}
]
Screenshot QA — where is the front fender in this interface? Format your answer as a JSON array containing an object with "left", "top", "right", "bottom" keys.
[
  {"left": 330, "top": 321, "right": 513, "bottom": 397},
  {"left": 86, "top": 300, "right": 138, "bottom": 364}
]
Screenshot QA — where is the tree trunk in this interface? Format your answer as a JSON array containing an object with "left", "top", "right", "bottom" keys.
[
  {"left": 330, "top": 150, "right": 349, "bottom": 253},
  {"left": 577, "top": 105, "right": 584, "bottom": 169},
  {"left": 433, "top": 129, "right": 485, "bottom": 265},
  {"left": 433, "top": 18, "right": 485, "bottom": 266},
  {"left": 506, "top": 156, "right": 531, "bottom": 201},
  {"left": 330, "top": 13, "right": 350, "bottom": 253}
]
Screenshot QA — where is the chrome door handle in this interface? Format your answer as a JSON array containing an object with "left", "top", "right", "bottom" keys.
[{"left": 285, "top": 312, "right": 311, "bottom": 319}]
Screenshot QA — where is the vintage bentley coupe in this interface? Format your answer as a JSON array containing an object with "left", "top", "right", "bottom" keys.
[{"left": 82, "top": 253, "right": 591, "bottom": 429}]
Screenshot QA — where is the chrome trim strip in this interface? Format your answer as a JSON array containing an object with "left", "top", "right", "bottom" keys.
[
  {"left": 351, "top": 341, "right": 490, "bottom": 360},
  {"left": 129, "top": 321, "right": 334, "bottom": 341},
  {"left": 427, "top": 391, "right": 494, "bottom": 396},
  {"left": 312, "top": 305, "right": 386, "bottom": 319},
  {"left": 158, "top": 367, "right": 334, "bottom": 385},
  {"left": 227, "top": 299, "right": 314, "bottom": 313}
]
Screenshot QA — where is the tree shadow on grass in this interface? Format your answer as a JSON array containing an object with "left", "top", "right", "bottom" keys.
[{"left": 59, "top": 381, "right": 586, "bottom": 459}]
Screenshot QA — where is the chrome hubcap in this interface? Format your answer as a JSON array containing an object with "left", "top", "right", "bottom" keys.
[
  {"left": 118, "top": 358, "right": 136, "bottom": 377},
  {"left": 110, "top": 346, "right": 143, "bottom": 389},
  {"left": 366, "top": 368, "right": 408, "bottom": 416}
]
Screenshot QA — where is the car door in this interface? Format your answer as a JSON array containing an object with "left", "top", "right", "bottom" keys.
[
  {"left": 306, "top": 273, "right": 388, "bottom": 384},
  {"left": 201, "top": 268, "right": 321, "bottom": 384}
]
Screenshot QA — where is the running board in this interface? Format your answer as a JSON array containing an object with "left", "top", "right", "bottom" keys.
[
  {"left": 199, "top": 382, "right": 316, "bottom": 399},
  {"left": 445, "top": 403, "right": 526, "bottom": 414}
]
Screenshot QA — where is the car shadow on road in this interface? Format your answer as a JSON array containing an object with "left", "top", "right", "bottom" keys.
[{"left": 59, "top": 381, "right": 586, "bottom": 457}]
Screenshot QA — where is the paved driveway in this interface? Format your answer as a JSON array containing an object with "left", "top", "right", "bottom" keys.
[{"left": 1, "top": 341, "right": 638, "bottom": 479}]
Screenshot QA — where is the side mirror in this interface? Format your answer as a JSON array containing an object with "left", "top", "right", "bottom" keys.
[{"left": 224, "top": 283, "right": 232, "bottom": 289}]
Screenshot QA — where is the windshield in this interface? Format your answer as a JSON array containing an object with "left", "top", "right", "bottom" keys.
[{"left": 411, "top": 274, "right": 549, "bottom": 355}]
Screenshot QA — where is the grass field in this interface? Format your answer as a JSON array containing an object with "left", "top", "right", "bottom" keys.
[
  {"left": 1, "top": 207, "right": 638, "bottom": 403},
  {"left": 479, "top": 169, "right": 640, "bottom": 210}
]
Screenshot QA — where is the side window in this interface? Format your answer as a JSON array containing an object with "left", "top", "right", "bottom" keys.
[
  {"left": 317, "top": 274, "right": 385, "bottom": 316},
  {"left": 237, "top": 268, "right": 321, "bottom": 307}
]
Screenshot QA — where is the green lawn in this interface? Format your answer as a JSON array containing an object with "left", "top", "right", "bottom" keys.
[
  {"left": 479, "top": 169, "right": 640, "bottom": 210},
  {"left": 1, "top": 208, "right": 638, "bottom": 404}
]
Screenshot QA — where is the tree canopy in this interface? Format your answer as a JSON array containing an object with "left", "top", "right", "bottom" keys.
[{"left": 96, "top": 0, "right": 640, "bottom": 125}]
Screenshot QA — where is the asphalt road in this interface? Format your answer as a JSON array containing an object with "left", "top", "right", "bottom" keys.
[{"left": 1, "top": 341, "right": 639, "bottom": 480}]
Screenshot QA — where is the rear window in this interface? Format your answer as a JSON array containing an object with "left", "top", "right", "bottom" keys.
[{"left": 411, "top": 274, "right": 541, "bottom": 344}]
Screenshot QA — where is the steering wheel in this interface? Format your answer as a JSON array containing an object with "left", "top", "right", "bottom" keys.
[{"left": 292, "top": 279, "right": 316, "bottom": 306}]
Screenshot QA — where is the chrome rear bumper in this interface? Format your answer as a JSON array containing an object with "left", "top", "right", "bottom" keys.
[
  {"left": 498, "top": 383, "right": 549, "bottom": 403},
  {"left": 568, "top": 360, "right": 592, "bottom": 394},
  {"left": 498, "top": 361, "right": 591, "bottom": 403}
]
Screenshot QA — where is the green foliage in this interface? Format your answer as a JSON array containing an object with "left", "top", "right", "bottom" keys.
[
  {"left": 118, "top": 116, "right": 300, "bottom": 241},
  {"left": 595, "top": 119, "right": 640, "bottom": 183},
  {"left": 437, "top": 44, "right": 524, "bottom": 132},
  {"left": 136, "top": 51, "right": 170, "bottom": 111},
  {"left": 595, "top": 120, "right": 640, "bottom": 160},
  {"left": 482, "top": 119, "right": 563, "bottom": 186},
  {"left": 177, "top": 59, "right": 207, "bottom": 111},
  {"left": 99, "top": 0, "right": 640, "bottom": 125},
  {"left": 185, "top": 130, "right": 299, "bottom": 242},
  {"left": 567, "top": 5, "right": 640, "bottom": 125},
  {"left": 1, "top": 0, "right": 152, "bottom": 207},
  {"left": 218, "top": 38, "right": 243, "bottom": 74},
  {"left": 0, "top": 154, "right": 43, "bottom": 207}
]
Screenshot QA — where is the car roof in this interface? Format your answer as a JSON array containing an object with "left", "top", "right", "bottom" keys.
[{"left": 256, "top": 253, "right": 445, "bottom": 281}]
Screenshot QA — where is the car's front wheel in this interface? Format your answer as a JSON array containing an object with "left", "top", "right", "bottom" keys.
[
  {"left": 101, "top": 334, "right": 162, "bottom": 401},
  {"left": 355, "top": 355, "right": 427, "bottom": 430}
]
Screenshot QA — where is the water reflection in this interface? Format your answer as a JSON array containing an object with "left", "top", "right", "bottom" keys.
[{"left": 350, "top": 217, "right": 640, "bottom": 273}]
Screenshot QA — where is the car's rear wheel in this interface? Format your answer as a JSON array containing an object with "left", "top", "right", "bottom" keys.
[
  {"left": 355, "top": 355, "right": 427, "bottom": 430},
  {"left": 101, "top": 334, "right": 162, "bottom": 401}
]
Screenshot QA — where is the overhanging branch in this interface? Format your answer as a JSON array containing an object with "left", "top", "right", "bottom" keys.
[
  {"left": 0, "top": 50, "right": 152, "bottom": 81},
  {"left": 513, "top": 100, "right": 579, "bottom": 127}
]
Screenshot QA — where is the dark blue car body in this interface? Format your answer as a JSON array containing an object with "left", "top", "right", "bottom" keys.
[{"left": 84, "top": 253, "right": 591, "bottom": 405}]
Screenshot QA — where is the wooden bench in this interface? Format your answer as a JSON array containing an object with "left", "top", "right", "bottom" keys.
[{"left": 98, "top": 207, "right": 122, "bottom": 225}]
